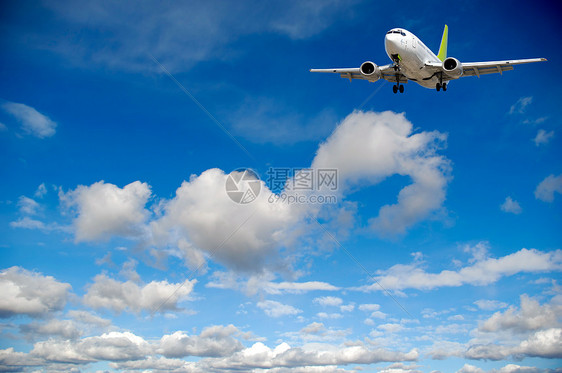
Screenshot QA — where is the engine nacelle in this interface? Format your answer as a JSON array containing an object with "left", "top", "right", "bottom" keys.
[
  {"left": 360, "top": 61, "right": 381, "bottom": 81},
  {"left": 442, "top": 57, "right": 463, "bottom": 78}
]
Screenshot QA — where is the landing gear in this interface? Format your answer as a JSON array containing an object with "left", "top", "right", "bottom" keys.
[
  {"left": 436, "top": 82, "right": 448, "bottom": 92},
  {"left": 393, "top": 73, "right": 405, "bottom": 94},
  {"left": 436, "top": 73, "right": 447, "bottom": 92}
]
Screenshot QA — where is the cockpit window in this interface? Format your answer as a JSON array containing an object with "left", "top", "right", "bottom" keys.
[{"left": 387, "top": 30, "right": 406, "bottom": 36}]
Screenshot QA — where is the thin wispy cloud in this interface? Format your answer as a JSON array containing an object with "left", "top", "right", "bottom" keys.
[{"left": 1, "top": 102, "right": 57, "bottom": 138}]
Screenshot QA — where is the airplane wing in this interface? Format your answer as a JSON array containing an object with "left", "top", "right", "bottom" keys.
[
  {"left": 425, "top": 58, "right": 546, "bottom": 79},
  {"left": 310, "top": 64, "right": 408, "bottom": 84}
]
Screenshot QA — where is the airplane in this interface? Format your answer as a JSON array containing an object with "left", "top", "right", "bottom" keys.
[{"left": 310, "top": 25, "right": 546, "bottom": 93}]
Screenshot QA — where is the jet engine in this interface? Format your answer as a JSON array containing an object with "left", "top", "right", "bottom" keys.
[
  {"left": 442, "top": 57, "right": 463, "bottom": 78},
  {"left": 360, "top": 61, "right": 381, "bottom": 80}
]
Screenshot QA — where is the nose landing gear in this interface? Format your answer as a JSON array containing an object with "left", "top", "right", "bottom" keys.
[{"left": 393, "top": 74, "right": 405, "bottom": 94}]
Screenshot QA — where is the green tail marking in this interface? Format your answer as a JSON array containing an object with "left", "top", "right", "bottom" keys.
[{"left": 437, "top": 25, "right": 448, "bottom": 62}]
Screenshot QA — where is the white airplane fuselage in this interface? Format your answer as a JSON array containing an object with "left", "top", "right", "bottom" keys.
[{"left": 384, "top": 29, "right": 442, "bottom": 88}]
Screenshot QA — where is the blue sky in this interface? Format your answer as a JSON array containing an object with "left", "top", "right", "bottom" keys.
[{"left": 1, "top": 0, "right": 561, "bottom": 372}]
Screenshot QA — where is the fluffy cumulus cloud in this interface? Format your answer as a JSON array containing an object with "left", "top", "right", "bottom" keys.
[
  {"left": 62, "top": 181, "right": 152, "bottom": 242},
  {"left": 1, "top": 328, "right": 420, "bottom": 372},
  {"left": 149, "top": 168, "right": 304, "bottom": 272},
  {"left": 500, "top": 196, "right": 522, "bottom": 214},
  {"left": 1, "top": 101, "right": 57, "bottom": 138},
  {"left": 465, "top": 328, "right": 562, "bottom": 360},
  {"left": 358, "top": 245, "right": 562, "bottom": 292},
  {"left": 158, "top": 325, "right": 244, "bottom": 358},
  {"left": 535, "top": 174, "right": 562, "bottom": 203},
  {"left": 312, "top": 110, "right": 450, "bottom": 236},
  {"left": 207, "top": 342, "right": 418, "bottom": 370},
  {"left": 456, "top": 363, "right": 561, "bottom": 373},
  {"left": 20, "top": 319, "right": 83, "bottom": 340},
  {"left": 16, "top": 110, "right": 451, "bottom": 276},
  {"left": 31, "top": 331, "right": 151, "bottom": 364},
  {"left": 461, "top": 294, "right": 562, "bottom": 362},
  {"left": 478, "top": 295, "right": 561, "bottom": 334},
  {"left": 0, "top": 267, "right": 71, "bottom": 318},
  {"left": 83, "top": 273, "right": 196, "bottom": 314}
]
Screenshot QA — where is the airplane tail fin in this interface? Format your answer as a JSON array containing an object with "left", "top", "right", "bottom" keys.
[{"left": 437, "top": 25, "right": 448, "bottom": 62}]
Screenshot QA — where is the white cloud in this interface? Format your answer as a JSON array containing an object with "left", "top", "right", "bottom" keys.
[
  {"left": 0, "top": 348, "right": 44, "bottom": 370},
  {"left": 207, "top": 341, "right": 418, "bottom": 370},
  {"left": 0, "top": 267, "right": 71, "bottom": 318},
  {"left": 67, "top": 310, "right": 111, "bottom": 327},
  {"left": 478, "top": 295, "right": 561, "bottom": 333},
  {"left": 257, "top": 300, "right": 302, "bottom": 318},
  {"left": 378, "top": 323, "right": 404, "bottom": 333},
  {"left": 20, "top": 319, "right": 82, "bottom": 340},
  {"left": 291, "top": 322, "right": 351, "bottom": 342},
  {"left": 31, "top": 331, "right": 151, "bottom": 363},
  {"left": 44, "top": 110, "right": 450, "bottom": 276},
  {"left": 206, "top": 270, "right": 340, "bottom": 295},
  {"left": 313, "top": 296, "right": 343, "bottom": 307},
  {"left": 312, "top": 111, "right": 450, "bottom": 236},
  {"left": 500, "top": 197, "right": 522, "bottom": 214},
  {"left": 34, "top": 183, "right": 48, "bottom": 198},
  {"left": 17, "top": 196, "right": 40, "bottom": 215},
  {"left": 9, "top": 217, "right": 46, "bottom": 230},
  {"left": 83, "top": 273, "right": 196, "bottom": 314},
  {"left": 359, "top": 303, "right": 381, "bottom": 312},
  {"left": 0, "top": 122, "right": 7, "bottom": 131},
  {"left": 465, "top": 328, "right": 562, "bottom": 360},
  {"left": 457, "top": 364, "right": 485, "bottom": 373},
  {"left": 535, "top": 174, "right": 562, "bottom": 203},
  {"left": 110, "top": 356, "right": 195, "bottom": 372},
  {"left": 509, "top": 96, "right": 533, "bottom": 115},
  {"left": 149, "top": 168, "right": 304, "bottom": 272},
  {"left": 1, "top": 102, "right": 57, "bottom": 138},
  {"left": 317, "top": 312, "right": 343, "bottom": 319},
  {"left": 474, "top": 299, "right": 509, "bottom": 311},
  {"left": 534, "top": 129, "right": 554, "bottom": 146},
  {"left": 62, "top": 180, "right": 152, "bottom": 242},
  {"left": 357, "top": 246, "right": 562, "bottom": 292},
  {"left": 158, "top": 325, "right": 244, "bottom": 358}
]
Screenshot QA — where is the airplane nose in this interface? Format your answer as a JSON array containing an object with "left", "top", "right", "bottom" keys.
[{"left": 385, "top": 34, "right": 399, "bottom": 54}]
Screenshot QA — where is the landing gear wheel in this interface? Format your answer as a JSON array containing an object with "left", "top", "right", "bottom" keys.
[
  {"left": 399, "top": 85, "right": 404, "bottom": 93},
  {"left": 442, "top": 83, "right": 447, "bottom": 91},
  {"left": 436, "top": 83, "right": 441, "bottom": 92},
  {"left": 393, "top": 85, "right": 398, "bottom": 94}
]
